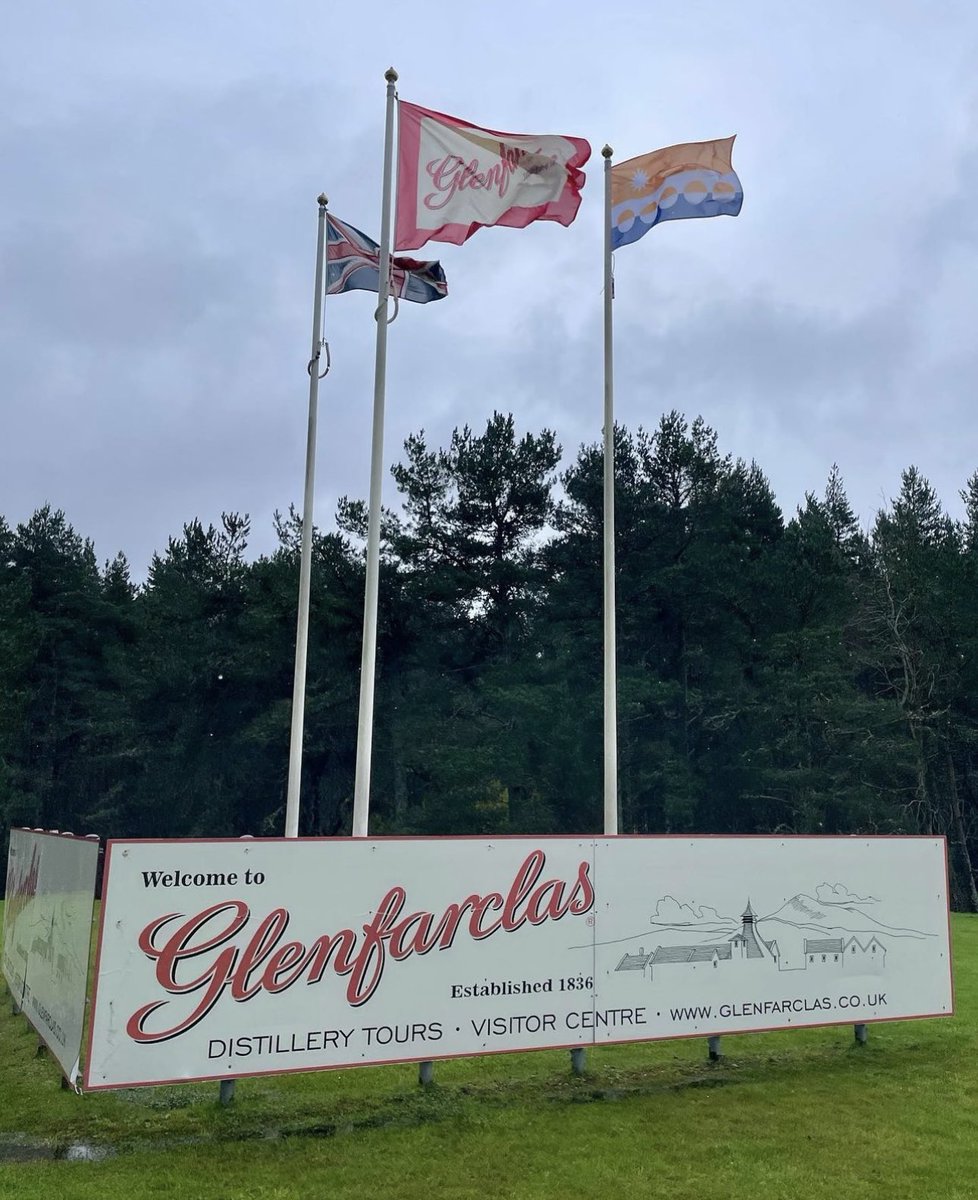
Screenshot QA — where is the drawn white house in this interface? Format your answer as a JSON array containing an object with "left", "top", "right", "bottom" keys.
[
  {"left": 28, "top": 910, "right": 72, "bottom": 982},
  {"left": 30, "top": 914, "right": 57, "bottom": 965},
  {"left": 616, "top": 901, "right": 780, "bottom": 982},
  {"left": 805, "top": 935, "right": 886, "bottom": 969},
  {"left": 615, "top": 899, "right": 888, "bottom": 982}
]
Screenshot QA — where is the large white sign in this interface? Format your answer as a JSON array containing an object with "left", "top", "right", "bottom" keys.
[
  {"left": 2, "top": 828, "right": 100, "bottom": 1083},
  {"left": 85, "top": 836, "right": 952, "bottom": 1090}
]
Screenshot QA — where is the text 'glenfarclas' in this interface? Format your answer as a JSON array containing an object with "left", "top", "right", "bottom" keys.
[
  {"left": 423, "top": 144, "right": 560, "bottom": 210},
  {"left": 127, "top": 850, "right": 594, "bottom": 1044}
]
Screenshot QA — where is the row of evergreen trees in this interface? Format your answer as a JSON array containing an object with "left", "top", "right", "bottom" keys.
[{"left": 3, "top": 412, "right": 978, "bottom": 907}]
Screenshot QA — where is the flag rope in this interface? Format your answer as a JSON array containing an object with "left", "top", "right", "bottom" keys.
[
  {"left": 317, "top": 272, "right": 331, "bottom": 375},
  {"left": 378, "top": 86, "right": 402, "bottom": 327},
  {"left": 307, "top": 340, "right": 330, "bottom": 379}
]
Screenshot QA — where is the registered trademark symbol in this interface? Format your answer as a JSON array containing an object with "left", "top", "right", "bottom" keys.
[{"left": 586, "top": 915, "right": 595, "bottom": 927}]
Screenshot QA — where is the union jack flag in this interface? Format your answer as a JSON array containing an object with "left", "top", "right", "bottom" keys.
[{"left": 326, "top": 213, "right": 448, "bottom": 304}]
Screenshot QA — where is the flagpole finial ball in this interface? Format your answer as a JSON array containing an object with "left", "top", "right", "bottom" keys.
[
  {"left": 385, "top": 67, "right": 398, "bottom": 82},
  {"left": 317, "top": 193, "right": 328, "bottom": 207},
  {"left": 602, "top": 144, "right": 613, "bottom": 159}
]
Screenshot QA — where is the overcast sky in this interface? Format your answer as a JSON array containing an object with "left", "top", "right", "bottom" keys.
[{"left": 3, "top": 2, "right": 977, "bottom": 574}]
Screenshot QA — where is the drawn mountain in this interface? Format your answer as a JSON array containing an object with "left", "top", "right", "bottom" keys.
[
  {"left": 588, "top": 895, "right": 740, "bottom": 950},
  {"left": 760, "top": 892, "right": 930, "bottom": 940},
  {"left": 587, "top": 883, "right": 932, "bottom": 955}
]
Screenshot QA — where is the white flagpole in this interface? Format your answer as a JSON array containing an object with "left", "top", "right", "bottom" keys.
[
  {"left": 284, "top": 193, "right": 330, "bottom": 840},
  {"left": 352, "top": 67, "right": 398, "bottom": 838},
  {"left": 572, "top": 150, "right": 619, "bottom": 1082},
  {"left": 602, "top": 145, "right": 619, "bottom": 837}
]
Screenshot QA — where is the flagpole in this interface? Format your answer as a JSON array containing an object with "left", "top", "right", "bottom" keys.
[
  {"left": 602, "top": 144, "right": 619, "bottom": 838},
  {"left": 571, "top": 147, "right": 619, "bottom": 1083},
  {"left": 284, "top": 193, "right": 330, "bottom": 840},
  {"left": 352, "top": 67, "right": 398, "bottom": 838}
]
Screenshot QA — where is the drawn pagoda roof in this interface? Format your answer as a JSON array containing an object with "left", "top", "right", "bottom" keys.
[{"left": 730, "top": 916, "right": 774, "bottom": 958}]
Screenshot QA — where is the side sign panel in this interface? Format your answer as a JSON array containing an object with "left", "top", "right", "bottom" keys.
[{"left": 3, "top": 829, "right": 100, "bottom": 1082}]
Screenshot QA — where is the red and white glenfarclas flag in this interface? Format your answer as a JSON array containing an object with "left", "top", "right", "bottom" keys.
[{"left": 396, "top": 100, "right": 591, "bottom": 251}]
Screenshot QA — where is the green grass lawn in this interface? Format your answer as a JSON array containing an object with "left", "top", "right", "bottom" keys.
[{"left": 1, "top": 910, "right": 974, "bottom": 1199}]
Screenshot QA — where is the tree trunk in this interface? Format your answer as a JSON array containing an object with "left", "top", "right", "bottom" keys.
[
  {"left": 390, "top": 698, "right": 407, "bottom": 827},
  {"left": 945, "top": 742, "right": 978, "bottom": 912},
  {"left": 909, "top": 723, "right": 933, "bottom": 835}
]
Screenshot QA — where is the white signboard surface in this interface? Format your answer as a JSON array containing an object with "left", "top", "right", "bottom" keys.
[
  {"left": 85, "top": 836, "right": 952, "bottom": 1089},
  {"left": 2, "top": 828, "right": 100, "bottom": 1082}
]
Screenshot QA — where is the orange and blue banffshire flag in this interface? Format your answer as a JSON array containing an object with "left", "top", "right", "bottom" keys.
[{"left": 610, "top": 137, "right": 743, "bottom": 250}]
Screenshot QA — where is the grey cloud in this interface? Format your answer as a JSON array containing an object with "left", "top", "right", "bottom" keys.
[{"left": 4, "top": 0, "right": 978, "bottom": 575}]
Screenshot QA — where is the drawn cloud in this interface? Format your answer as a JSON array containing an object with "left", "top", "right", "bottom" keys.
[
  {"left": 649, "top": 896, "right": 732, "bottom": 925},
  {"left": 815, "top": 882, "right": 878, "bottom": 905}
]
